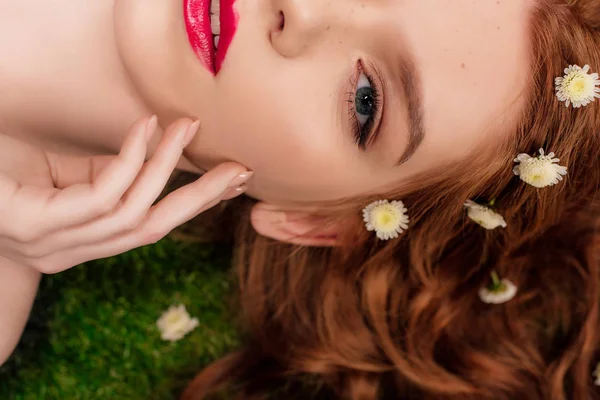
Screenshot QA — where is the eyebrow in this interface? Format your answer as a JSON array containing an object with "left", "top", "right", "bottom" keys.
[{"left": 395, "top": 56, "right": 425, "bottom": 165}]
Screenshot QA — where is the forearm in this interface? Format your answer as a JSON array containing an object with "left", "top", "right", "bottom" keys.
[{"left": 0, "top": 258, "right": 41, "bottom": 367}]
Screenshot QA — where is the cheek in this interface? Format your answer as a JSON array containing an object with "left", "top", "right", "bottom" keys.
[
  {"left": 213, "top": 93, "right": 352, "bottom": 201},
  {"left": 227, "top": 107, "right": 344, "bottom": 199},
  {"left": 208, "top": 57, "right": 363, "bottom": 201}
]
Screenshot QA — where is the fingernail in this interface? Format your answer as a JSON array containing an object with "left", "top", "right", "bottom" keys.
[
  {"left": 183, "top": 120, "right": 201, "bottom": 147},
  {"left": 146, "top": 115, "right": 158, "bottom": 141},
  {"left": 227, "top": 171, "right": 254, "bottom": 189},
  {"left": 221, "top": 185, "right": 247, "bottom": 200}
]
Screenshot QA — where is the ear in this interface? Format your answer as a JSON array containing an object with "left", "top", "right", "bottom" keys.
[{"left": 250, "top": 202, "right": 340, "bottom": 247}]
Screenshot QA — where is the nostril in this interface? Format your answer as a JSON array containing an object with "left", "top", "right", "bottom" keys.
[{"left": 278, "top": 11, "right": 285, "bottom": 31}]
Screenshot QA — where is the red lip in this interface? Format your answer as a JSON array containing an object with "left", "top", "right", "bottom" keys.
[{"left": 184, "top": 0, "right": 239, "bottom": 75}]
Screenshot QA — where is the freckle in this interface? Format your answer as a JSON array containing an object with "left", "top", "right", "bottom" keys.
[
  {"left": 461, "top": 63, "right": 466, "bottom": 69},
  {"left": 496, "top": 0, "right": 500, "bottom": 4},
  {"left": 326, "top": 25, "right": 331, "bottom": 31},
  {"left": 497, "top": 26, "right": 501, "bottom": 30}
]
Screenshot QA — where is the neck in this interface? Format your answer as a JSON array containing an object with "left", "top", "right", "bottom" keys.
[
  {"left": 0, "top": 1, "right": 149, "bottom": 151},
  {"left": 0, "top": 1, "right": 203, "bottom": 173}
]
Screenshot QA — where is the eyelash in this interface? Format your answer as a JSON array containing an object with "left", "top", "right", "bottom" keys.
[{"left": 346, "top": 62, "right": 383, "bottom": 150}]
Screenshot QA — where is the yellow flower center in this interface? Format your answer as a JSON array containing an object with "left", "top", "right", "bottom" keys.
[
  {"left": 573, "top": 79, "right": 585, "bottom": 92},
  {"left": 373, "top": 206, "right": 398, "bottom": 229},
  {"left": 566, "top": 75, "right": 588, "bottom": 99},
  {"left": 167, "top": 314, "right": 183, "bottom": 324}
]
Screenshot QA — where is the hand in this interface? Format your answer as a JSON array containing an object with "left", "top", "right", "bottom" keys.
[{"left": 0, "top": 116, "right": 250, "bottom": 274}]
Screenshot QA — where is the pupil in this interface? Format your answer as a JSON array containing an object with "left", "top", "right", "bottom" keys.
[{"left": 356, "top": 87, "right": 374, "bottom": 116}]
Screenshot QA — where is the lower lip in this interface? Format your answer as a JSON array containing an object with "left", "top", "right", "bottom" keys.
[{"left": 183, "top": 0, "right": 239, "bottom": 75}]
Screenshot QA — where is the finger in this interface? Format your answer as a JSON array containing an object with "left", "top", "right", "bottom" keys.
[
  {"left": 26, "top": 163, "right": 249, "bottom": 272},
  {"left": 46, "top": 155, "right": 116, "bottom": 188},
  {"left": 118, "top": 118, "right": 200, "bottom": 210},
  {"left": 22, "top": 118, "right": 201, "bottom": 254},
  {"left": 36, "top": 116, "right": 155, "bottom": 231},
  {"left": 134, "top": 162, "right": 249, "bottom": 237}
]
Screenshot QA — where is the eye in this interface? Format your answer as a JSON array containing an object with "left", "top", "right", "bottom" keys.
[
  {"left": 355, "top": 73, "right": 375, "bottom": 126},
  {"left": 347, "top": 63, "right": 381, "bottom": 150}
]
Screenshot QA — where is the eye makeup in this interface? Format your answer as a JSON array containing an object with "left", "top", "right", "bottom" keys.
[{"left": 346, "top": 60, "right": 384, "bottom": 150}]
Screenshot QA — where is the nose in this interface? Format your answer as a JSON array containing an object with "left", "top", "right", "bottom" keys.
[{"left": 270, "top": 0, "right": 333, "bottom": 58}]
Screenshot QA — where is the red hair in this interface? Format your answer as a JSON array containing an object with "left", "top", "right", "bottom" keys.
[{"left": 183, "top": 1, "right": 600, "bottom": 399}]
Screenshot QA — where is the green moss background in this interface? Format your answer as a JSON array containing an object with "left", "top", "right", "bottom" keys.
[{"left": 0, "top": 238, "right": 238, "bottom": 400}]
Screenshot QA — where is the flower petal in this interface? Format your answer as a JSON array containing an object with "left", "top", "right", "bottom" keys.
[
  {"left": 479, "top": 279, "right": 518, "bottom": 304},
  {"left": 464, "top": 201, "right": 507, "bottom": 230},
  {"left": 513, "top": 148, "right": 567, "bottom": 188},
  {"left": 555, "top": 64, "right": 600, "bottom": 108},
  {"left": 363, "top": 199, "right": 409, "bottom": 240}
]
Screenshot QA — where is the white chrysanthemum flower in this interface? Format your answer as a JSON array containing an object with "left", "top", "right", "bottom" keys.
[
  {"left": 594, "top": 363, "right": 600, "bottom": 386},
  {"left": 555, "top": 64, "right": 600, "bottom": 108},
  {"left": 479, "top": 273, "right": 518, "bottom": 305},
  {"left": 464, "top": 200, "right": 507, "bottom": 230},
  {"left": 362, "top": 200, "right": 409, "bottom": 240},
  {"left": 513, "top": 148, "right": 568, "bottom": 188},
  {"left": 156, "top": 304, "right": 199, "bottom": 342}
]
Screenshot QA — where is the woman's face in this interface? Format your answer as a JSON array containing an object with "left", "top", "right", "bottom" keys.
[{"left": 114, "top": 0, "right": 531, "bottom": 205}]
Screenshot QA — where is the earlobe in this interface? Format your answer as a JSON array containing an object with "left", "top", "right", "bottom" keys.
[{"left": 250, "top": 202, "right": 339, "bottom": 247}]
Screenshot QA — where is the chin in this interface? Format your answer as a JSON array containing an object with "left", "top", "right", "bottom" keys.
[
  {"left": 112, "top": 0, "right": 216, "bottom": 119},
  {"left": 183, "top": 134, "right": 231, "bottom": 171}
]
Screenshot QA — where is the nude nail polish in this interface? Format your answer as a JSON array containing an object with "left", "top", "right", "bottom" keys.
[
  {"left": 183, "top": 120, "right": 201, "bottom": 146},
  {"left": 227, "top": 171, "right": 254, "bottom": 189},
  {"left": 221, "top": 185, "right": 247, "bottom": 200}
]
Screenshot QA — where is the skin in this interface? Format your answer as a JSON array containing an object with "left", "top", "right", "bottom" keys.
[
  {"left": 0, "top": 0, "right": 532, "bottom": 365},
  {"left": 114, "top": 0, "right": 532, "bottom": 204},
  {"left": 0, "top": 0, "right": 531, "bottom": 206}
]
